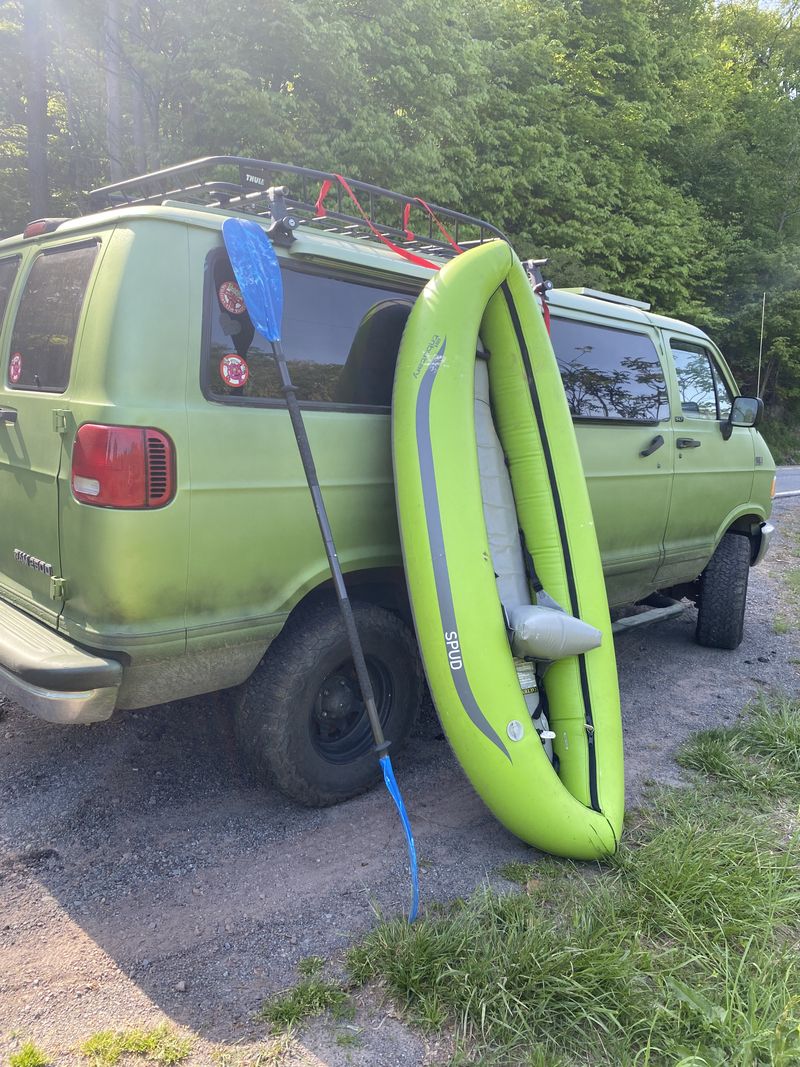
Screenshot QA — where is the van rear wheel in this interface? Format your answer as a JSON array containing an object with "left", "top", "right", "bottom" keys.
[
  {"left": 234, "top": 600, "right": 422, "bottom": 806},
  {"left": 695, "top": 531, "right": 751, "bottom": 650}
]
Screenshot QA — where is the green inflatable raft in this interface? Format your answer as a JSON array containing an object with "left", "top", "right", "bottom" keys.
[{"left": 392, "top": 241, "right": 624, "bottom": 859}]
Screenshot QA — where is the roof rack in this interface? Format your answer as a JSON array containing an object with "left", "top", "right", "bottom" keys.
[{"left": 87, "top": 156, "right": 507, "bottom": 260}]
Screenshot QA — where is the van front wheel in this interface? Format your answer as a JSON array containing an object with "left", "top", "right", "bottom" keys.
[
  {"left": 695, "top": 531, "right": 751, "bottom": 650},
  {"left": 234, "top": 600, "right": 422, "bottom": 806}
]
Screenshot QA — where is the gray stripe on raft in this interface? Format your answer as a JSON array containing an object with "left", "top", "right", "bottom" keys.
[{"left": 416, "top": 340, "right": 512, "bottom": 762}]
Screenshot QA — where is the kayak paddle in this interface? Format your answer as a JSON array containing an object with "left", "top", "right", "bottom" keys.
[{"left": 221, "top": 215, "right": 419, "bottom": 922}]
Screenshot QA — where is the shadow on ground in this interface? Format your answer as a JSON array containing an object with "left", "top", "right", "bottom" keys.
[{"left": 1, "top": 500, "right": 798, "bottom": 1062}]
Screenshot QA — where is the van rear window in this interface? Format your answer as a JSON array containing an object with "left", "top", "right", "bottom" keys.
[
  {"left": 204, "top": 254, "right": 417, "bottom": 409},
  {"left": 0, "top": 257, "right": 20, "bottom": 331},
  {"left": 550, "top": 317, "right": 668, "bottom": 422},
  {"left": 7, "top": 242, "right": 98, "bottom": 393}
]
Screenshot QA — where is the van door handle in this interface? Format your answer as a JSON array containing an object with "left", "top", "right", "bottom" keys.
[
  {"left": 0, "top": 407, "right": 17, "bottom": 425},
  {"left": 639, "top": 434, "right": 664, "bottom": 457},
  {"left": 677, "top": 437, "right": 701, "bottom": 449}
]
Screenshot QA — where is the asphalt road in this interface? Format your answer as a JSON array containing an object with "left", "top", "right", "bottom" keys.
[{"left": 776, "top": 465, "right": 800, "bottom": 495}]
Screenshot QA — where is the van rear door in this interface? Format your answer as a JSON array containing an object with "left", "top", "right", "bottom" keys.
[{"left": 0, "top": 240, "right": 100, "bottom": 625}]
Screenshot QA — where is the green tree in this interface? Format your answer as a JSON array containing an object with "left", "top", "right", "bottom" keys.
[{"left": 1, "top": 0, "right": 800, "bottom": 450}]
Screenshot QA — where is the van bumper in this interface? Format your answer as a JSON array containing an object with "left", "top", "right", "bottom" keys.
[
  {"left": 0, "top": 597, "right": 121, "bottom": 724},
  {"left": 752, "top": 522, "right": 774, "bottom": 567}
]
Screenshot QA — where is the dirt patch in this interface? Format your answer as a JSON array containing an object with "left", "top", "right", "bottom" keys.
[{"left": 1, "top": 500, "right": 798, "bottom": 1065}]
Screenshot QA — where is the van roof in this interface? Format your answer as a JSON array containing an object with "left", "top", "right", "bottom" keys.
[
  {"left": 548, "top": 286, "right": 710, "bottom": 342},
  {"left": 1, "top": 206, "right": 711, "bottom": 340},
  {"left": 0, "top": 199, "right": 450, "bottom": 280}
]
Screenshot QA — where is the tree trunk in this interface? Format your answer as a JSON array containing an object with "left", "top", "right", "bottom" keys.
[
  {"left": 131, "top": 75, "right": 146, "bottom": 173},
  {"left": 130, "top": 0, "right": 147, "bottom": 173},
  {"left": 23, "top": 0, "right": 49, "bottom": 218},
  {"left": 104, "top": 0, "right": 123, "bottom": 181},
  {"left": 147, "top": 94, "right": 161, "bottom": 169},
  {"left": 52, "top": 20, "right": 80, "bottom": 194}
]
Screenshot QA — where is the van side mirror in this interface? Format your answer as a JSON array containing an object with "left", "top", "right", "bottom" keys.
[{"left": 721, "top": 396, "right": 763, "bottom": 439}]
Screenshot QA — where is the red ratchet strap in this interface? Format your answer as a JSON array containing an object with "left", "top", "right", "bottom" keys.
[
  {"left": 402, "top": 199, "right": 462, "bottom": 256},
  {"left": 314, "top": 179, "right": 333, "bottom": 218},
  {"left": 315, "top": 176, "right": 458, "bottom": 271}
]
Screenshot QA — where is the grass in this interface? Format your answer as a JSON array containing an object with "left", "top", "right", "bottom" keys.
[
  {"left": 8, "top": 1042, "right": 49, "bottom": 1067},
  {"left": 257, "top": 969, "right": 353, "bottom": 1031},
  {"left": 497, "top": 861, "right": 533, "bottom": 886},
  {"left": 211, "top": 1035, "right": 296, "bottom": 1067},
  {"left": 772, "top": 616, "right": 792, "bottom": 635},
  {"left": 785, "top": 563, "right": 800, "bottom": 597},
  {"left": 334, "top": 1027, "right": 362, "bottom": 1048},
  {"left": 79, "top": 1025, "right": 192, "bottom": 1066},
  {"left": 677, "top": 695, "right": 800, "bottom": 802},
  {"left": 785, "top": 568, "right": 800, "bottom": 596},
  {"left": 343, "top": 697, "right": 800, "bottom": 1066},
  {"left": 296, "top": 955, "right": 325, "bottom": 978}
]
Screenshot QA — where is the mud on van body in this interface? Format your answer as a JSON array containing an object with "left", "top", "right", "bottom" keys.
[{"left": 0, "top": 158, "right": 774, "bottom": 805}]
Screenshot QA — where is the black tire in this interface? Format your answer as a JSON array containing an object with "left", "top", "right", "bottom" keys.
[
  {"left": 695, "top": 531, "right": 751, "bottom": 650},
  {"left": 234, "top": 599, "right": 422, "bottom": 806}
]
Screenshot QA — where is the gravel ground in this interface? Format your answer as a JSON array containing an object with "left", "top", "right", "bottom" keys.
[{"left": 1, "top": 497, "right": 798, "bottom": 1066}]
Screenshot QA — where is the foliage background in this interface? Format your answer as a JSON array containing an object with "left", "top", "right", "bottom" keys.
[{"left": 2, "top": 0, "right": 799, "bottom": 452}]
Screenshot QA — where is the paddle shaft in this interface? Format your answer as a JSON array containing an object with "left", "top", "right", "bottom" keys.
[{"left": 272, "top": 341, "right": 390, "bottom": 756}]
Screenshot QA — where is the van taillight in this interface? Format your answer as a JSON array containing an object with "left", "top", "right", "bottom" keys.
[{"left": 71, "top": 424, "right": 175, "bottom": 508}]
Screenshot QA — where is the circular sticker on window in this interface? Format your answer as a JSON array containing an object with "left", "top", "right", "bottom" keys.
[
  {"left": 9, "top": 352, "right": 22, "bottom": 384},
  {"left": 218, "top": 281, "right": 246, "bottom": 315},
  {"left": 219, "top": 353, "right": 249, "bottom": 388}
]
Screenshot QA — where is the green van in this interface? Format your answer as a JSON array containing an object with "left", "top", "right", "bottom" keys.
[{"left": 0, "top": 158, "right": 775, "bottom": 805}]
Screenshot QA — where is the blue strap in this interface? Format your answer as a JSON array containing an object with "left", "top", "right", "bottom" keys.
[{"left": 379, "top": 754, "right": 419, "bottom": 922}]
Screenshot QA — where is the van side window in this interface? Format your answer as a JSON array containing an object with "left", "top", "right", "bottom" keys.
[
  {"left": 670, "top": 340, "right": 733, "bottom": 420},
  {"left": 205, "top": 254, "right": 417, "bottom": 408},
  {"left": 0, "top": 257, "right": 20, "bottom": 332},
  {"left": 549, "top": 317, "right": 668, "bottom": 422},
  {"left": 7, "top": 243, "right": 98, "bottom": 393},
  {"left": 711, "top": 362, "right": 733, "bottom": 421}
]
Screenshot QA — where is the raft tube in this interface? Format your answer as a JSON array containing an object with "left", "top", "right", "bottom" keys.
[{"left": 392, "top": 241, "right": 624, "bottom": 859}]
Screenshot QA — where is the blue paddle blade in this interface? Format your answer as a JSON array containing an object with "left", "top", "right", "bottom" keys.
[
  {"left": 380, "top": 754, "right": 419, "bottom": 922},
  {"left": 221, "top": 217, "right": 284, "bottom": 342}
]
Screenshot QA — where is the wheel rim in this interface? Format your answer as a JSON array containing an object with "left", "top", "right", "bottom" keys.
[{"left": 310, "top": 657, "right": 393, "bottom": 763}]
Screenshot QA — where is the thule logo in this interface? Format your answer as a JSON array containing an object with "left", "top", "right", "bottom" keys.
[
  {"left": 245, "top": 173, "right": 265, "bottom": 187},
  {"left": 14, "top": 549, "right": 53, "bottom": 576}
]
